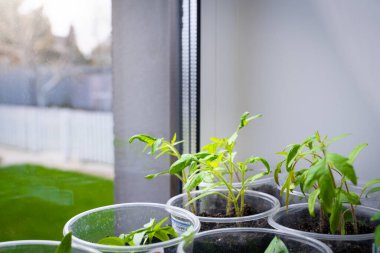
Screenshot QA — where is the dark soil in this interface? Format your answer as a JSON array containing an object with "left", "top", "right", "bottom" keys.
[
  {"left": 286, "top": 208, "right": 376, "bottom": 234},
  {"left": 197, "top": 204, "right": 270, "bottom": 231},
  {"left": 198, "top": 204, "right": 255, "bottom": 218},
  {"left": 188, "top": 232, "right": 324, "bottom": 253}
]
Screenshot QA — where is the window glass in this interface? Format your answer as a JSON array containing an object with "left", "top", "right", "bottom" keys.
[{"left": 0, "top": 0, "right": 113, "bottom": 241}]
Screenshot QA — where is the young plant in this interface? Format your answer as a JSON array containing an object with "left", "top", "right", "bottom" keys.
[
  {"left": 275, "top": 132, "right": 367, "bottom": 234},
  {"left": 97, "top": 217, "right": 177, "bottom": 246},
  {"left": 55, "top": 232, "right": 72, "bottom": 253},
  {"left": 264, "top": 236, "right": 289, "bottom": 253},
  {"left": 130, "top": 112, "right": 269, "bottom": 217},
  {"left": 185, "top": 112, "right": 270, "bottom": 217}
]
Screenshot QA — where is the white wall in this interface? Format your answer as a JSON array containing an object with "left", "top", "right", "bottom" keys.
[
  {"left": 112, "top": 0, "right": 180, "bottom": 203},
  {"left": 201, "top": 0, "right": 380, "bottom": 182}
]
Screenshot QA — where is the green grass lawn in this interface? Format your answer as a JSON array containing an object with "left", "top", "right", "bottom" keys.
[{"left": 0, "top": 163, "right": 114, "bottom": 242}]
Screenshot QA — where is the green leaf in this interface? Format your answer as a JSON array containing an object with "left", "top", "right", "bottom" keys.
[
  {"left": 169, "top": 154, "right": 194, "bottom": 174},
  {"left": 304, "top": 158, "right": 327, "bottom": 190},
  {"left": 160, "top": 226, "right": 177, "bottom": 236},
  {"left": 133, "top": 231, "right": 147, "bottom": 246},
  {"left": 286, "top": 144, "right": 301, "bottom": 171},
  {"left": 264, "top": 236, "right": 289, "bottom": 253},
  {"left": 184, "top": 173, "right": 204, "bottom": 192},
  {"left": 348, "top": 143, "right": 367, "bottom": 164},
  {"left": 329, "top": 201, "right": 342, "bottom": 234},
  {"left": 171, "top": 133, "right": 177, "bottom": 144},
  {"left": 145, "top": 170, "right": 170, "bottom": 180},
  {"left": 97, "top": 236, "right": 125, "bottom": 246},
  {"left": 202, "top": 142, "right": 217, "bottom": 153},
  {"left": 244, "top": 171, "right": 269, "bottom": 186},
  {"left": 228, "top": 132, "right": 238, "bottom": 145},
  {"left": 315, "top": 131, "right": 321, "bottom": 142},
  {"left": 150, "top": 138, "right": 163, "bottom": 155},
  {"left": 339, "top": 190, "right": 361, "bottom": 205},
  {"left": 188, "top": 161, "right": 198, "bottom": 175},
  {"left": 361, "top": 178, "right": 380, "bottom": 196},
  {"left": 366, "top": 187, "right": 380, "bottom": 197},
  {"left": 194, "top": 152, "right": 212, "bottom": 160},
  {"left": 238, "top": 112, "right": 262, "bottom": 130},
  {"left": 274, "top": 160, "right": 284, "bottom": 185},
  {"left": 374, "top": 226, "right": 380, "bottom": 246},
  {"left": 318, "top": 173, "right": 335, "bottom": 212},
  {"left": 97, "top": 217, "right": 176, "bottom": 247},
  {"left": 154, "top": 217, "right": 168, "bottom": 229},
  {"left": 326, "top": 133, "right": 351, "bottom": 146},
  {"left": 54, "top": 232, "right": 72, "bottom": 253},
  {"left": 129, "top": 134, "right": 157, "bottom": 145},
  {"left": 246, "top": 157, "right": 270, "bottom": 173},
  {"left": 308, "top": 189, "right": 320, "bottom": 217},
  {"left": 154, "top": 230, "right": 170, "bottom": 242},
  {"left": 280, "top": 171, "right": 293, "bottom": 208},
  {"left": 327, "top": 153, "right": 357, "bottom": 185},
  {"left": 276, "top": 152, "right": 288, "bottom": 157},
  {"left": 371, "top": 212, "right": 380, "bottom": 221}
]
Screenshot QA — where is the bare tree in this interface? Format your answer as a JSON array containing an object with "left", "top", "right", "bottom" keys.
[{"left": 0, "top": 1, "right": 87, "bottom": 106}]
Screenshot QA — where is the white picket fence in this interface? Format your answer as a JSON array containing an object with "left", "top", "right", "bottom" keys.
[{"left": 0, "top": 105, "right": 114, "bottom": 164}]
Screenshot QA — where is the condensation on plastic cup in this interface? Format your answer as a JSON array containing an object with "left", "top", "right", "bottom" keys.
[
  {"left": 63, "top": 203, "right": 201, "bottom": 253},
  {"left": 0, "top": 240, "right": 101, "bottom": 253},
  {"left": 176, "top": 227, "right": 333, "bottom": 253}
]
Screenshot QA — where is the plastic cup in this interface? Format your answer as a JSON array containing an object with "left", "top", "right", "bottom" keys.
[
  {"left": 167, "top": 190, "right": 280, "bottom": 231},
  {"left": 63, "top": 203, "right": 201, "bottom": 253},
  {"left": 268, "top": 203, "right": 380, "bottom": 253},
  {"left": 177, "top": 227, "right": 332, "bottom": 253},
  {"left": 0, "top": 240, "right": 101, "bottom": 253}
]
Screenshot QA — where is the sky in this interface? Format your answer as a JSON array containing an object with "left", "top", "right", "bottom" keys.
[{"left": 19, "top": 0, "right": 111, "bottom": 56}]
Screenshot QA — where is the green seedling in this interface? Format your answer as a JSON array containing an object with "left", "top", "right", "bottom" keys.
[
  {"left": 264, "top": 236, "right": 289, "bottom": 253},
  {"left": 98, "top": 217, "right": 177, "bottom": 246},
  {"left": 275, "top": 132, "right": 367, "bottom": 234},
  {"left": 130, "top": 112, "right": 269, "bottom": 217},
  {"left": 185, "top": 112, "right": 270, "bottom": 217},
  {"left": 55, "top": 232, "right": 72, "bottom": 253}
]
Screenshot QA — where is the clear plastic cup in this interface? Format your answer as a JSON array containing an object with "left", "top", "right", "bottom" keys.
[
  {"left": 0, "top": 240, "right": 101, "bottom": 253},
  {"left": 177, "top": 227, "right": 332, "bottom": 253},
  {"left": 63, "top": 203, "right": 201, "bottom": 253},
  {"left": 268, "top": 203, "right": 380, "bottom": 253},
  {"left": 167, "top": 190, "right": 280, "bottom": 231}
]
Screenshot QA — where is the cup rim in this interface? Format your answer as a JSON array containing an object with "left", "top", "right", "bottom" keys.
[
  {"left": 63, "top": 202, "right": 201, "bottom": 252},
  {"left": 167, "top": 189, "right": 280, "bottom": 223},
  {"left": 177, "top": 227, "right": 333, "bottom": 253},
  {"left": 268, "top": 203, "right": 378, "bottom": 241},
  {"left": 0, "top": 240, "right": 101, "bottom": 253}
]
